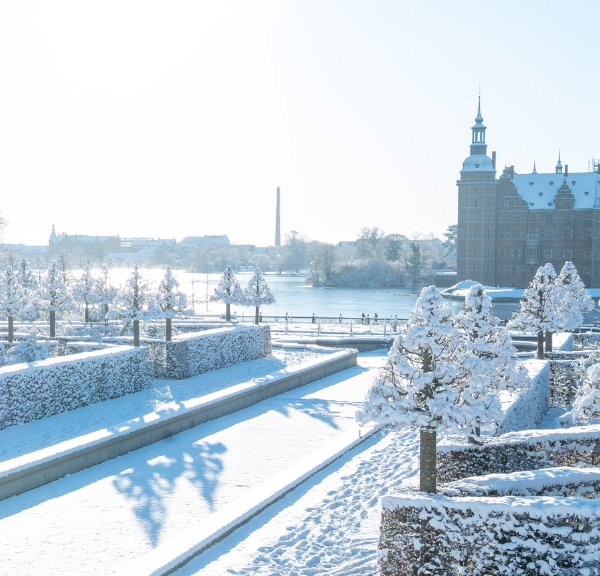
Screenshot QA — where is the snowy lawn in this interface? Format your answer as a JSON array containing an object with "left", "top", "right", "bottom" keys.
[
  {"left": 0, "top": 348, "right": 330, "bottom": 465},
  {"left": 173, "top": 428, "right": 419, "bottom": 576},
  {"left": 0, "top": 352, "right": 386, "bottom": 575}
]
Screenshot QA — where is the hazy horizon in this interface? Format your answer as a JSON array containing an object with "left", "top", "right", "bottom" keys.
[{"left": 1, "top": 1, "right": 599, "bottom": 246}]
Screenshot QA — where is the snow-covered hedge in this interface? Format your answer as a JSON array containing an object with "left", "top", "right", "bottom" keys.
[
  {"left": 380, "top": 492, "right": 600, "bottom": 576},
  {"left": 0, "top": 346, "right": 152, "bottom": 430},
  {"left": 575, "top": 332, "right": 600, "bottom": 350},
  {"left": 442, "top": 466, "right": 600, "bottom": 498},
  {"left": 437, "top": 424, "right": 600, "bottom": 483},
  {"left": 495, "top": 359, "right": 549, "bottom": 435},
  {"left": 149, "top": 325, "right": 271, "bottom": 379}
]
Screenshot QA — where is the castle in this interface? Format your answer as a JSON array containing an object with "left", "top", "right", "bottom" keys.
[{"left": 456, "top": 99, "right": 600, "bottom": 288}]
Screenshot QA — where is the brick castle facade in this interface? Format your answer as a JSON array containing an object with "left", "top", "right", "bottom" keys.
[{"left": 456, "top": 99, "right": 600, "bottom": 288}]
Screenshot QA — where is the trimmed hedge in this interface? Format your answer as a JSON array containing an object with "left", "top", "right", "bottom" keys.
[
  {"left": 380, "top": 492, "right": 600, "bottom": 576},
  {"left": 0, "top": 346, "right": 152, "bottom": 430},
  {"left": 149, "top": 324, "right": 272, "bottom": 379},
  {"left": 437, "top": 425, "right": 600, "bottom": 483}
]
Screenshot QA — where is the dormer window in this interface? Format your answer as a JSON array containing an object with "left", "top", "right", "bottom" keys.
[
  {"left": 549, "top": 181, "right": 554, "bottom": 185},
  {"left": 585, "top": 191, "right": 590, "bottom": 195},
  {"left": 530, "top": 182, "right": 534, "bottom": 186},
  {"left": 530, "top": 203, "right": 534, "bottom": 207},
  {"left": 539, "top": 192, "right": 543, "bottom": 196},
  {"left": 572, "top": 181, "right": 577, "bottom": 185},
  {"left": 548, "top": 202, "right": 553, "bottom": 206},
  {"left": 474, "top": 163, "right": 480, "bottom": 168}
]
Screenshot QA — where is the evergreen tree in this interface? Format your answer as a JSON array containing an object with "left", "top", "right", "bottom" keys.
[
  {"left": 94, "top": 265, "right": 118, "bottom": 322},
  {"left": 72, "top": 266, "right": 98, "bottom": 323},
  {"left": 454, "top": 284, "right": 530, "bottom": 442},
  {"left": 243, "top": 267, "right": 275, "bottom": 325},
  {"left": 556, "top": 261, "right": 594, "bottom": 332},
  {"left": 157, "top": 266, "right": 188, "bottom": 341},
  {"left": 0, "top": 266, "right": 28, "bottom": 342},
  {"left": 115, "top": 264, "right": 152, "bottom": 346},
  {"left": 406, "top": 241, "right": 422, "bottom": 287},
  {"left": 211, "top": 265, "right": 243, "bottom": 321},
  {"left": 508, "top": 263, "right": 563, "bottom": 359},
  {"left": 16, "top": 259, "right": 39, "bottom": 321},
  {"left": 39, "top": 260, "right": 74, "bottom": 338},
  {"left": 356, "top": 286, "right": 493, "bottom": 493}
]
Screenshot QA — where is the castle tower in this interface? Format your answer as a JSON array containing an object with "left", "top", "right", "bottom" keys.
[
  {"left": 275, "top": 187, "right": 281, "bottom": 247},
  {"left": 456, "top": 97, "right": 497, "bottom": 285}
]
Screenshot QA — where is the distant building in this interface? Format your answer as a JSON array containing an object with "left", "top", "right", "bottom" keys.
[
  {"left": 3, "top": 244, "right": 48, "bottom": 260},
  {"left": 457, "top": 99, "right": 600, "bottom": 288},
  {"left": 177, "top": 235, "right": 230, "bottom": 254},
  {"left": 49, "top": 225, "right": 120, "bottom": 259}
]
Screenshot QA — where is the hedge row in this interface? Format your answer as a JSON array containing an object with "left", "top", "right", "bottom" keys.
[
  {"left": 148, "top": 324, "right": 272, "bottom": 380},
  {"left": 380, "top": 492, "right": 600, "bottom": 576},
  {"left": 0, "top": 346, "right": 152, "bottom": 430}
]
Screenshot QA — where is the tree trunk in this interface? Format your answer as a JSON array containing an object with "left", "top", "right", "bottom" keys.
[
  {"left": 537, "top": 330, "right": 544, "bottom": 359},
  {"left": 85, "top": 303, "right": 89, "bottom": 323},
  {"left": 8, "top": 316, "right": 13, "bottom": 343},
  {"left": 226, "top": 303, "right": 231, "bottom": 322},
  {"left": 420, "top": 428, "right": 437, "bottom": 493},
  {"left": 50, "top": 311, "right": 56, "bottom": 338},
  {"left": 133, "top": 319, "right": 140, "bottom": 347},
  {"left": 545, "top": 330, "right": 553, "bottom": 353},
  {"left": 166, "top": 318, "right": 172, "bottom": 341},
  {"left": 255, "top": 306, "right": 259, "bottom": 325}
]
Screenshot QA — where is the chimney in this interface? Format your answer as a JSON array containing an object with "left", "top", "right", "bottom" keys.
[
  {"left": 275, "top": 187, "right": 281, "bottom": 247},
  {"left": 565, "top": 164, "right": 569, "bottom": 177},
  {"left": 491, "top": 151, "right": 496, "bottom": 170}
]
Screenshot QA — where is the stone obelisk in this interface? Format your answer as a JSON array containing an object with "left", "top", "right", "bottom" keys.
[{"left": 275, "top": 186, "right": 281, "bottom": 247}]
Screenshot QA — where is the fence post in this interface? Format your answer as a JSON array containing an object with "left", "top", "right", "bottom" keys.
[
  {"left": 350, "top": 319, "right": 353, "bottom": 336},
  {"left": 285, "top": 317, "right": 288, "bottom": 335},
  {"left": 317, "top": 319, "right": 321, "bottom": 335},
  {"left": 384, "top": 322, "right": 387, "bottom": 337}
]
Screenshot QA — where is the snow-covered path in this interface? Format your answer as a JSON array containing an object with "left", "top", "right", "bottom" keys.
[
  {"left": 0, "top": 352, "right": 386, "bottom": 575},
  {"left": 176, "top": 429, "right": 419, "bottom": 576}
]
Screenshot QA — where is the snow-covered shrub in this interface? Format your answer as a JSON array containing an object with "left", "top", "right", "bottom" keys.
[
  {"left": 148, "top": 324, "right": 271, "bottom": 379},
  {"left": 0, "top": 265, "right": 30, "bottom": 342},
  {"left": 495, "top": 359, "right": 549, "bottom": 435},
  {"left": 72, "top": 266, "right": 98, "bottom": 323},
  {"left": 574, "top": 332, "right": 600, "bottom": 351},
  {"left": 243, "top": 267, "right": 275, "bottom": 325},
  {"left": 16, "top": 259, "right": 39, "bottom": 321},
  {"left": 571, "top": 363, "right": 600, "bottom": 423},
  {"left": 0, "top": 346, "right": 152, "bottom": 430},
  {"left": 94, "top": 265, "right": 118, "bottom": 322},
  {"left": 437, "top": 425, "right": 600, "bottom": 483},
  {"left": 549, "top": 360, "right": 580, "bottom": 405},
  {"left": 6, "top": 335, "right": 51, "bottom": 364},
  {"left": 442, "top": 466, "right": 600, "bottom": 498},
  {"left": 380, "top": 492, "right": 600, "bottom": 576},
  {"left": 39, "top": 260, "right": 75, "bottom": 337},
  {"left": 211, "top": 266, "right": 243, "bottom": 321},
  {"left": 557, "top": 261, "right": 594, "bottom": 331}
]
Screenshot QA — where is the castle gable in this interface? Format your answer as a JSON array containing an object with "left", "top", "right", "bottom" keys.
[{"left": 511, "top": 172, "right": 599, "bottom": 210}]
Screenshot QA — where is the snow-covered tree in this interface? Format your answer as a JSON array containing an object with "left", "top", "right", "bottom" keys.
[
  {"left": 0, "top": 266, "right": 29, "bottom": 342},
  {"left": 39, "top": 260, "right": 75, "bottom": 338},
  {"left": 115, "top": 264, "right": 154, "bottom": 346},
  {"left": 508, "top": 263, "right": 563, "bottom": 359},
  {"left": 72, "top": 266, "right": 98, "bottom": 323},
  {"left": 454, "top": 284, "right": 530, "bottom": 442},
  {"left": 556, "top": 261, "right": 594, "bottom": 332},
  {"left": 356, "top": 286, "right": 493, "bottom": 493},
  {"left": 211, "top": 265, "right": 243, "bottom": 321},
  {"left": 243, "top": 267, "right": 275, "bottom": 325},
  {"left": 157, "top": 266, "right": 189, "bottom": 341},
  {"left": 571, "top": 363, "right": 600, "bottom": 423},
  {"left": 15, "top": 259, "right": 38, "bottom": 322},
  {"left": 94, "top": 266, "right": 118, "bottom": 322}
]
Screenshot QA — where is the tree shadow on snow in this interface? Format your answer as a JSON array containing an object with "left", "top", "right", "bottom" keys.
[{"left": 111, "top": 439, "right": 227, "bottom": 547}]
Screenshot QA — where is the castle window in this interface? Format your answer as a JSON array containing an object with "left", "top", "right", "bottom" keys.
[
  {"left": 564, "top": 249, "right": 573, "bottom": 259},
  {"left": 545, "top": 249, "right": 554, "bottom": 258},
  {"left": 546, "top": 213, "right": 554, "bottom": 222},
  {"left": 511, "top": 266, "right": 517, "bottom": 276},
  {"left": 512, "top": 228, "right": 521, "bottom": 239},
  {"left": 564, "top": 227, "right": 573, "bottom": 239},
  {"left": 584, "top": 227, "right": 592, "bottom": 238},
  {"left": 583, "top": 249, "right": 592, "bottom": 259},
  {"left": 530, "top": 213, "right": 538, "bottom": 222},
  {"left": 508, "top": 200, "right": 515, "bottom": 207},
  {"left": 585, "top": 213, "right": 593, "bottom": 221},
  {"left": 545, "top": 227, "right": 554, "bottom": 238},
  {"left": 486, "top": 248, "right": 491, "bottom": 258},
  {"left": 563, "top": 213, "right": 573, "bottom": 222},
  {"left": 498, "top": 249, "right": 505, "bottom": 258},
  {"left": 512, "top": 214, "right": 521, "bottom": 222}
]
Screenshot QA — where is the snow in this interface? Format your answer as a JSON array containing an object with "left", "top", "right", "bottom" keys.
[
  {"left": 0, "top": 348, "right": 333, "bottom": 471},
  {"left": 461, "top": 154, "right": 495, "bottom": 173},
  {"left": 0, "top": 351, "right": 385, "bottom": 576},
  {"left": 512, "top": 171, "right": 600, "bottom": 210}
]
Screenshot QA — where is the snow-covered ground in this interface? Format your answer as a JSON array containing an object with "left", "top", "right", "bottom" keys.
[
  {"left": 0, "top": 348, "right": 329, "bottom": 464},
  {"left": 0, "top": 351, "right": 387, "bottom": 575},
  {"left": 174, "top": 428, "right": 418, "bottom": 576}
]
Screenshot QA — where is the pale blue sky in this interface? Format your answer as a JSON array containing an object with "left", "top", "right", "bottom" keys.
[{"left": 0, "top": 1, "right": 598, "bottom": 246}]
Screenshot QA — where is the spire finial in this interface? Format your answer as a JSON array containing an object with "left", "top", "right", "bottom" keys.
[
  {"left": 475, "top": 88, "right": 483, "bottom": 123},
  {"left": 533, "top": 160, "right": 537, "bottom": 174}
]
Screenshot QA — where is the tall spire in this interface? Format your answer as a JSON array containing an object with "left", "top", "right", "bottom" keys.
[
  {"left": 556, "top": 151, "right": 563, "bottom": 174},
  {"left": 470, "top": 95, "right": 487, "bottom": 156},
  {"left": 532, "top": 160, "right": 537, "bottom": 174}
]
